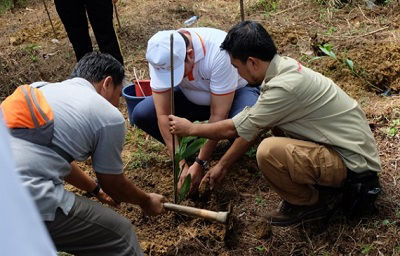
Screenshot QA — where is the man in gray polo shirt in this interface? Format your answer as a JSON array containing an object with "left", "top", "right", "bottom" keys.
[
  {"left": 168, "top": 21, "right": 381, "bottom": 226},
  {"left": 8, "top": 53, "right": 165, "bottom": 255}
]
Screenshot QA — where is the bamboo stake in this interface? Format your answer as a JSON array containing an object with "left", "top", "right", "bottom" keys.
[
  {"left": 239, "top": 0, "right": 245, "bottom": 21},
  {"left": 113, "top": 3, "right": 122, "bottom": 30},
  {"left": 170, "top": 33, "right": 177, "bottom": 203},
  {"left": 42, "top": 0, "right": 57, "bottom": 38}
]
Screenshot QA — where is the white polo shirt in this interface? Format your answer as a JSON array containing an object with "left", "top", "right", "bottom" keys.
[{"left": 151, "top": 27, "right": 247, "bottom": 106}]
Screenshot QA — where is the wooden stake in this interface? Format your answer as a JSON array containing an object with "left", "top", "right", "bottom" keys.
[
  {"left": 42, "top": 0, "right": 57, "bottom": 38},
  {"left": 240, "top": 0, "right": 245, "bottom": 21},
  {"left": 113, "top": 3, "right": 122, "bottom": 30},
  {"left": 170, "top": 33, "right": 177, "bottom": 203}
]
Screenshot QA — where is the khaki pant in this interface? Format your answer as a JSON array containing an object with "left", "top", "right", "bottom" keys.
[
  {"left": 45, "top": 196, "right": 143, "bottom": 256},
  {"left": 256, "top": 137, "right": 347, "bottom": 206}
]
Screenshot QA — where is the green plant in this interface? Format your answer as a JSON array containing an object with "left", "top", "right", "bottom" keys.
[
  {"left": 387, "top": 119, "right": 400, "bottom": 137},
  {"left": 23, "top": 44, "right": 41, "bottom": 63},
  {"left": 245, "top": 145, "right": 257, "bottom": 158},
  {"left": 255, "top": 245, "right": 266, "bottom": 252},
  {"left": 127, "top": 129, "right": 167, "bottom": 169},
  {"left": 361, "top": 244, "right": 373, "bottom": 254},
  {"left": 319, "top": 43, "right": 337, "bottom": 60},
  {"left": 396, "top": 208, "right": 400, "bottom": 218},
  {"left": 251, "top": 0, "right": 279, "bottom": 16},
  {"left": 318, "top": 43, "right": 383, "bottom": 92},
  {"left": 255, "top": 194, "right": 265, "bottom": 206},
  {"left": 174, "top": 135, "right": 207, "bottom": 202},
  {"left": 324, "top": 26, "right": 337, "bottom": 35}
]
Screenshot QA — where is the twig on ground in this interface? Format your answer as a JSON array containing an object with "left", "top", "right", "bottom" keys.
[
  {"left": 271, "top": 3, "right": 304, "bottom": 16},
  {"left": 358, "top": 5, "right": 372, "bottom": 23}
]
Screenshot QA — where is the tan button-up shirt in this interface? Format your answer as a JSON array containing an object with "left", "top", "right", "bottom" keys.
[{"left": 232, "top": 55, "right": 381, "bottom": 173}]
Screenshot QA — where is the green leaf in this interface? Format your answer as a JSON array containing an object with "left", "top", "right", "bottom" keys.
[
  {"left": 255, "top": 246, "right": 266, "bottom": 252},
  {"left": 174, "top": 153, "right": 183, "bottom": 179},
  {"left": 345, "top": 58, "right": 354, "bottom": 72},
  {"left": 309, "top": 56, "right": 322, "bottom": 62},
  {"left": 179, "top": 174, "right": 191, "bottom": 201},
  {"left": 382, "top": 219, "right": 390, "bottom": 225},
  {"left": 361, "top": 244, "right": 373, "bottom": 254},
  {"left": 182, "top": 138, "right": 207, "bottom": 159},
  {"left": 319, "top": 44, "right": 337, "bottom": 60}
]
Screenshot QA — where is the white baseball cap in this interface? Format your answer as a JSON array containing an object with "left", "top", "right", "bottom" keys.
[{"left": 146, "top": 30, "right": 187, "bottom": 89}]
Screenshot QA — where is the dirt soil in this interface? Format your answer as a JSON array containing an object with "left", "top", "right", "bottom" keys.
[{"left": 1, "top": 0, "right": 400, "bottom": 255}]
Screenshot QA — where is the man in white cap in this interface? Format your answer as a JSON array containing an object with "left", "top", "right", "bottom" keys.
[{"left": 132, "top": 27, "right": 260, "bottom": 194}]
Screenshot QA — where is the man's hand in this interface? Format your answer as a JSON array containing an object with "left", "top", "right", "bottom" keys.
[
  {"left": 169, "top": 115, "right": 193, "bottom": 137},
  {"left": 178, "top": 163, "right": 204, "bottom": 194},
  {"left": 199, "top": 163, "right": 228, "bottom": 190},
  {"left": 177, "top": 160, "right": 189, "bottom": 191},
  {"left": 96, "top": 189, "right": 120, "bottom": 208},
  {"left": 141, "top": 193, "right": 167, "bottom": 216}
]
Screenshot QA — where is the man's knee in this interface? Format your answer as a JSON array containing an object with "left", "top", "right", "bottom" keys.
[
  {"left": 131, "top": 102, "right": 149, "bottom": 127},
  {"left": 114, "top": 215, "right": 142, "bottom": 255},
  {"left": 256, "top": 137, "right": 286, "bottom": 162}
]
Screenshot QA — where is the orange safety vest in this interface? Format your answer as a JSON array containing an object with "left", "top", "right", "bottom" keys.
[{"left": 1, "top": 84, "right": 73, "bottom": 162}]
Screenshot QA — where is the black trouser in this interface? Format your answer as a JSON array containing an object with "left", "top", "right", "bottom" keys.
[{"left": 54, "top": 0, "right": 123, "bottom": 65}]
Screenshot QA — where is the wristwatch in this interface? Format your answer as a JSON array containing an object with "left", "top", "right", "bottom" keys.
[
  {"left": 195, "top": 157, "right": 209, "bottom": 170},
  {"left": 88, "top": 182, "right": 101, "bottom": 197}
]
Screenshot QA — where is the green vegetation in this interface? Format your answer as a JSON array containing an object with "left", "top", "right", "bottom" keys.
[
  {"left": 255, "top": 245, "right": 266, "bottom": 252},
  {"left": 0, "top": 0, "right": 30, "bottom": 13},
  {"left": 361, "top": 244, "right": 374, "bottom": 254},
  {"left": 174, "top": 135, "right": 207, "bottom": 202},
  {"left": 245, "top": 145, "right": 257, "bottom": 158},
  {"left": 386, "top": 119, "right": 400, "bottom": 137},
  {"left": 251, "top": 0, "right": 279, "bottom": 16},
  {"left": 255, "top": 194, "right": 265, "bottom": 206},
  {"left": 23, "top": 43, "right": 41, "bottom": 63},
  {"left": 127, "top": 129, "right": 167, "bottom": 169},
  {"left": 318, "top": 43, "right": 383, "bottom": 92}
]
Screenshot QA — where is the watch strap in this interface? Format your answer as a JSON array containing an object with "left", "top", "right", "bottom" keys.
[{"left": 195, "top": 157, "right": 208, "bottom": 170}]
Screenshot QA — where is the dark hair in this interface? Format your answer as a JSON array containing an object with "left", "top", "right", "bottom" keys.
[
  {"left": 178, "top": 31, "right": 190, "bottom": 61},
  {"left": 221, "top": 21, "right": 277, "bottom": 63},
  {"left": 70, "top": 52, "right": 125, "bottom": 87}
]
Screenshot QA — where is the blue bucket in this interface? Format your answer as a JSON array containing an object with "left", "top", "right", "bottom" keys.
[{"left": 122, "top": 84, "right": 146, "bottom": 125}]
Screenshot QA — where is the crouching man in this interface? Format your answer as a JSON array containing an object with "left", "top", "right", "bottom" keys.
[
  {"left": 169, "top": 21, "right": 381, "bottom": 226},
  {"left": 3, "top": 52, "right": 165, "bottom": 255}
]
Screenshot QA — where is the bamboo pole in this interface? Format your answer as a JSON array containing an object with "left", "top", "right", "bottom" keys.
[
  {"left": 240, "top": 0, "right": 245, "bottom": 21},
  {"left": 113, "top": 3, "right": 122, "bottom": 30},
  {"left": 42, "top": 0, "right": 57, "bottom": 38},
  {"left": 170, "top": 33, "right": 177, "bottom": 203}
]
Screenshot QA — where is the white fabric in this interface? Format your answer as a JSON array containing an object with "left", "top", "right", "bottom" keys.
[
  {"left": 0, "top": 114, "right": 57, "bottom": 256},
  {"left": 146, "top": 30, "right": 186, "bottom": 88},
  {"left": 151, "top": 27, "right": 247, "bottom": 106}
]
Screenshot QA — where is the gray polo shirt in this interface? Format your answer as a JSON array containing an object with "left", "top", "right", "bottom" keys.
[
  {"left": 10, "top": 78, "right": 125, "bottom": 221},
  {"left": 232, "top": 55, "right": 381, "bottom": 173}
]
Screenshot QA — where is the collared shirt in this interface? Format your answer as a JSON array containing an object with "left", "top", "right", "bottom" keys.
[
  {"left": 10, "top": 78, "right": 125, "bottom": 221},
  {"left": 169, "top": 27, "right": 247, "bottom": 106},
  {"left": 232, "top": 55, "right": 381, "bottom": 173}
]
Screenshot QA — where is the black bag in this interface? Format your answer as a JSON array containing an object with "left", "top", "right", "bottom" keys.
[{"left": 341, "top": 170, "right": 381, "bottom": 219}]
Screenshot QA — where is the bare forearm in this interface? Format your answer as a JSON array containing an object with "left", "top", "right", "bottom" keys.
[
  {"left": 190, "top": 119, "right": 237, "bottom": 140},
  {"left": 96, "top": 173, "right": 150, "bottom": 206},
  {"left": 64, "top": 162, "right": 97, "bottom": 192},
  {"left": 197, "top": 114, "right": 228, "bottom": 160},
  {"left": 218, "top": 137, "right": 254, "bottom": 170}
]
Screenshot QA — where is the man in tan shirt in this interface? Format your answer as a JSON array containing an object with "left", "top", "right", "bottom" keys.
[{"left": 168, "top": 21, "right": 381, "bottom": 226}]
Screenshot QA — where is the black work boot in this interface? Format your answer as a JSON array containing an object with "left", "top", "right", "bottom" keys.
[{"left": 267, "top": 196, "right": 339, "bottom": 227}]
